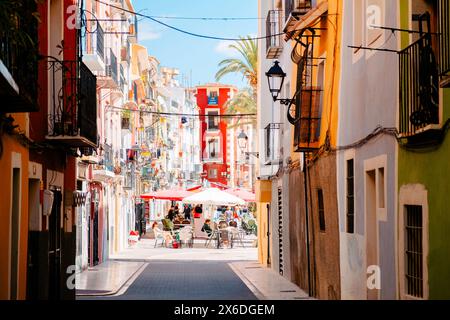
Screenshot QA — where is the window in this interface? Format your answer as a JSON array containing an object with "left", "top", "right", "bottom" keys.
[
  {"left": 207, "top": 110, "right": 220, "bottom": 130},
  {"left": 318, "top": 189, "right": 326, "bottom": 232},
  {"left": 265, "top": 123, "right": 281, "bottom": 163},
  {"left": 405, "top": 205, "right": 424, "bottom": 298},
  {"left": 207, "top": 138, "right": 220, "bottom": 159},
  {"left": 346, "top": 159, "right": 355, "bottom": 233},
  {"left": 208, "top": 168, "right": 218, "bottom": 179},
  {"left": 378, "top": 167, "right": 385, "bottom": 209}
]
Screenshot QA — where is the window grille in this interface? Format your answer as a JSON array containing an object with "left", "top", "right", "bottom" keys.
[{"left": 405, "top": 205, "right": 424, "bottom": 299}]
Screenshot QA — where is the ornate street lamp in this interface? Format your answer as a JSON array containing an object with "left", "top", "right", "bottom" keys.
[
  {"left": 237, "top": 130, "right": 248, "bottom": 151},
  {"left": 266, "top": 60, "right": 297, "bottom": 106}
]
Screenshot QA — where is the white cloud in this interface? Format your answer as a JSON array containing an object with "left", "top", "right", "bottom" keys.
[
  {"left": 215, "top": 40, "right": 240, "bottom": 57},
  {"left": 139, "top": 22, "right": 162, "bottom": 41}
]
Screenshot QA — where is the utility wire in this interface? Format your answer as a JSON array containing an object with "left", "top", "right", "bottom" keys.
[
  {"left": 106, "top": 105, "right": 256, "bottom": 118},
  {"left": 94, "top": 0, "right": 330, "bottom": 41},
  {"left": 146, "top": 16, "right": 264, "bottom": 21}
]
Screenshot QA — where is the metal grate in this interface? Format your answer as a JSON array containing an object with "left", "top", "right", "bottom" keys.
[
  {"left": 96, "top": 23, "right": 105, "bottom": 61},
  {"left": 293, "top": 29, "right": 323, "bottom": 152},
  {"left": 266, "top": 10, "right": 283, "bottom": 59},
  {"left": 346, "top": 159, "right": 355, "bottom": 233},
  {"left": 438, "top": 0, "right": 450, "bottom": 77},
  {"left": 278, "top": 188, "right": 284, "bottom": 276},
  {"left": 399, "top": 14, "right": 439, "bottom": 136},
  {"left": 405, "top": 205, "right": 424, "bottom": 299}
]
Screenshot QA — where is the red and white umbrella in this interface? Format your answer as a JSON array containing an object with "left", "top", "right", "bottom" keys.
[{"left": 225, "top": 188, "right": 256, "bottom": 202}]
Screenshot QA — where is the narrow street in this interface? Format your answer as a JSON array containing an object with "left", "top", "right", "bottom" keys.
[
  {"left": 80, "top": 260, "right": 257, "bottom": 300},
  {"left": 76, "top": 236, "right": 308, "bottom": 301}
]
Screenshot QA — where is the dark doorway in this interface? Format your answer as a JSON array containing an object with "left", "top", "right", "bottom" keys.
[
  {"left": 26, "top": 178, "right": 40, "bottom": 300},
  {"left": 89, "top": 201, "right": 99, "bottom": 266},
  {"left": 48, "top": 189, "right": 62, "bottom": 300}
]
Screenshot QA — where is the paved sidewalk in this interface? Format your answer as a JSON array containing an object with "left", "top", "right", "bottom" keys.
[
  {"left": 229, "top": 261, "right": 312, "bottom": 300},
  {"left": 76, "top": 260, "right": 145, "bottom": 296}
]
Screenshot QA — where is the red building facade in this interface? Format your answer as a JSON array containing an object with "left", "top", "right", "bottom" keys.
[{"left": 196, "top": 84, "right": 237, "bottom": 187}]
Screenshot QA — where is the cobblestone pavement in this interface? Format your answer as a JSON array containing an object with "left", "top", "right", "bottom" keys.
[{"left": 79, "top": 260, "right": 257, "bottom": 300}]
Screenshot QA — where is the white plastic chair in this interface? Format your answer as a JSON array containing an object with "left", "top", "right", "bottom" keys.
[
  {"left": 178, "top": 226, "right": 193, "bottom": 248},
  {"left": 153, "top": 227, "right": 167, "bottom": 248},
  {"left": 228, "top": 226, "right": 245, "bottom": 248}
]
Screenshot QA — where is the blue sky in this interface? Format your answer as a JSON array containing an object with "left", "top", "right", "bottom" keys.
[{"left": 132, "top": 0, "right": 258, "bottom": 89}]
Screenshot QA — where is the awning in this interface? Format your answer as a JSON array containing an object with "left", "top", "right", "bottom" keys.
[
  {"left": 182, "top": 188, "right": 245, "bottom": 206},
  {"left": 140, "top": 188, "right": 194, "bottom": 201},
  {"left": 225, "top": 188, "right": 256, "bottom": 202},
  {"left": 285, "top": 1, "right": 329, "bottom": 40}
]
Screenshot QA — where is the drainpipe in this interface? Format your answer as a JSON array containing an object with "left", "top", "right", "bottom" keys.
[
  {"left": 303, "top": 153, "right": 312, "bottom": 297},
  {"left": 266, "top": 203, "right": 271, "bottom": 266}
]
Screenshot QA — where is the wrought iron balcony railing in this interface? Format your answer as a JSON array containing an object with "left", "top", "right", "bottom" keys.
[
  {"left": 107, "top": 48, "right": 118, "bottom": 84},
  {"left": 46, "top": 59, "right": 97, "bottom": 147},
  {"left": 293, "top": 87, "right": 321, "bottom": 151},
  {"left": 82, "top": 22, "right": 105, "bottom": 72},
  {"left": 99, "top": 143, "right": 114, "bottom": 172},
  {"left": 399, "top": 33, "right": 440, "bottom": 138},
  {"left": 438, "top": 0, "right": 450, "bottom": 83},
  {"left": 264, "top": 123, "right": 281, "bottom": 164},
  {"left": 96, "top": 24, "right": 105, "bottom": 61},
  {"left": 98, "top": 48, "right": 119, "bottom": 88},
  {"left": 0, "top": 0, "right": 39, "bottom": 112},
  {"left": 266, "top": 10, "right": 283, "bottom": 59}
]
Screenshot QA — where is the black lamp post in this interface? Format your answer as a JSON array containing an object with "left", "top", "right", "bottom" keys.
[
  {"left": 266, "top": 60, "right": 302, "bottom": 125},
  {"left": 266, "top": 61, "right": 294, "bottom": 106},
  {"left": 237, "top": 130, "right": 248, "bottom": 151}
]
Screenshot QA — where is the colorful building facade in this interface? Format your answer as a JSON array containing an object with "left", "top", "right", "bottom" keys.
[{"left": 196, "top": 84, "right": 237, "bottom": 186}]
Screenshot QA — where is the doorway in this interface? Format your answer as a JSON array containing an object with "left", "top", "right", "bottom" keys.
[
  {"left": 365, "top": 170, "right": 379, "bottom": 300},
  {"left": 48, "top": 188, "right": 62, "bottom": 300},
  {"left": 88, "top": 201, "right": 99, "bottom": 267},
  {"left": 10, "top": 168, "right": 21, "bottom": 300},
  {"left": 26, "top": 178, "right": 41, "bottom": 299}
]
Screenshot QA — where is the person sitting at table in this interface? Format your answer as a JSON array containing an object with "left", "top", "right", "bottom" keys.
[
  {"left": 152, "top": 221, "right": 174, "bottom": 245},
  {"left": 201, "top": 219, "right": 213, "bottom": 237}
]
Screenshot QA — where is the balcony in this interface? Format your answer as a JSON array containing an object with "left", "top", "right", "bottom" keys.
[
  {"left": 438, "top": 0, "right": 450, "bottom": 86},
  {"left": 121, "top": 38, "right": 131, "bottom": 64},
  {"left": 293, "top": 87, "right": 322, "bottom": 152},
  {"left": 120, "top": 64, "right": 126, "bottom": 89},
  {"left": 0, "top": 2, "right": 39, "bottom": 113},
  {"left": 83, "top": 23, "right": 105, "bottom": 72},
  {"left": 46, "top": 60, "right": 97, "bottom": 148},
  {"left": 398, "top": 33, "right": 442, "bottom": 146},
  {"left": 93, "top": 144, "right": 116, "bottom": 182},
  {"left": 264, "top": 123, "right": 281, "bottom": 165},
  {"left": 284, "top": 0, "right": 312, "bottom": 31},
  {"left": 266, "top": 10, "right": 283, "bottom": 59},
  {"left": 97, "top": 48, "right": 119, "bottom": 88}
]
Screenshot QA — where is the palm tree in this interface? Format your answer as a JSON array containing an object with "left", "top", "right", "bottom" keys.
[
  {"left": 215, "top": 36, "right": 258, "bottom": 91},
  {"left": 224, "top": 88, "right": 256, "bottom": 128},
  {"left": 215, "top": 36, "right": 258, "bottom": 127}
]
